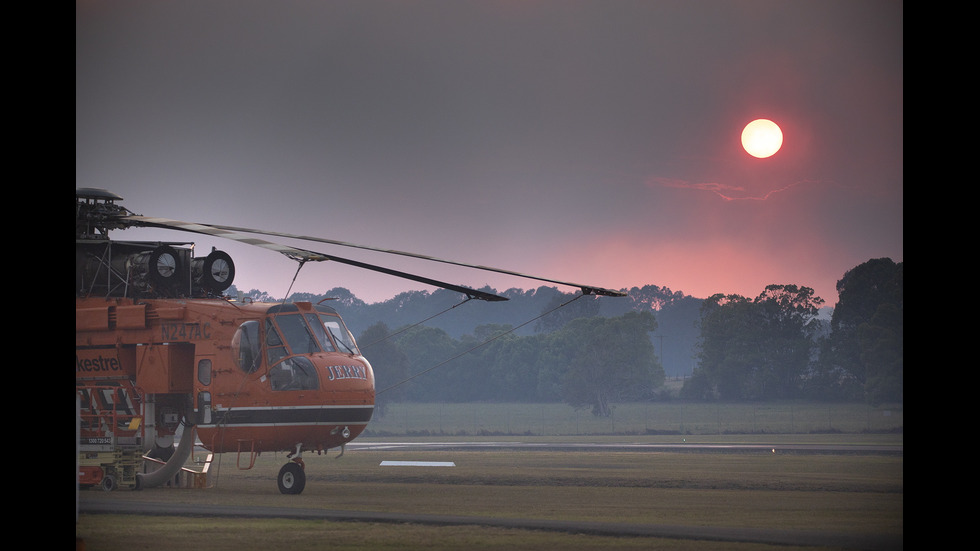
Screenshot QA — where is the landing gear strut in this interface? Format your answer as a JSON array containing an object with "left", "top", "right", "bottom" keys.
[{"left": 278, "top": 444, "right": 306, "bottom": 494}]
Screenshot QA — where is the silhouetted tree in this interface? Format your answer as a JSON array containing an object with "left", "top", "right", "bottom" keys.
[
  {"left": 555, "top": 311, "right": 663, "bottom": 416},
  {"left": 690, "top": 285, "right": 824, "bottom": 401},
  {"left": 821, "top": 258, "right": 903, "bottom": 404}
]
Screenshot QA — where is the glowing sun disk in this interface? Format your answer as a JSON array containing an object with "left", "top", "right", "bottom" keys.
[{"left": 741, "top": 119, "right": 783, "bottom": 158}]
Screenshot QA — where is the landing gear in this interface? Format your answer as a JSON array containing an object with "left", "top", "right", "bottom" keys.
[
  {"left": 278, "top": 443, "right": 306, "bottom": 494},
  {"left": 277, "top": 461, "right": 305, "bottom": 494}
]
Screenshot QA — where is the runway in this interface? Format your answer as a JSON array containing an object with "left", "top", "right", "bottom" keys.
[
  {"left": 79, "top": 438, "right": 902, "bottom": 550},
  {"left": 346, "top": 439, "right": 903, "bottom": 455},
  {"left": 78, "top": 497, "right": 900, "bottom": 550}
]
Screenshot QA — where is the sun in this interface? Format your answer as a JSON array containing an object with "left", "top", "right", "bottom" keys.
[{"left": 741, "top": 119, "right": 783, "bottom": 158}]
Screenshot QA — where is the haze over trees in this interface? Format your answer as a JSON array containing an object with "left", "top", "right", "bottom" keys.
[{"left": 231, "top": 257, "right": 903, "bottom": 414}]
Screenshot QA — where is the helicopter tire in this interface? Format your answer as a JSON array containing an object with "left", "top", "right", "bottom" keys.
[
  {"left": 101, "top": 474, "right": 117, "bottom": 492},
  {"left": 277, "top": 462, "right": 306, "bottom": 495}
]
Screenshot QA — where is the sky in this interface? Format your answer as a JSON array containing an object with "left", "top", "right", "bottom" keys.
[{"left": 76, "top": 1, "right": 903, "bottom": 306}]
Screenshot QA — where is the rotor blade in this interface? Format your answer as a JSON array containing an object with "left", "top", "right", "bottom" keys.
[
  {"left": 123, "top": 216, "right": 507, "bottom": 302},
  {"left": 204, "top": 223, "right": 627, "bottom": 297}
]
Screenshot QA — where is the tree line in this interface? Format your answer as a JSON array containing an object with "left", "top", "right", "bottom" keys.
[
  {"left": 360, "top": 310, "right": 662, "bottom": 417},
  {"left": 233, "top": 257, "right": 902, "bottom": 416},
  {"left": 682, "top": 258, "right": 902, "bottom": 406}
]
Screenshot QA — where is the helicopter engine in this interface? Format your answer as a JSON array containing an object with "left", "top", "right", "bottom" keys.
[
  {"left": 76, "top": 242, "right": 235, "bottom": 299},
  {"left": 191, "top": 249, "right": 236, "bottom": 294},
  {"left": 76, "top": 188, "right": 236, "bottom": 299},
  {"left": 126, "top": 245, "right": 184, "bottom": 294}
]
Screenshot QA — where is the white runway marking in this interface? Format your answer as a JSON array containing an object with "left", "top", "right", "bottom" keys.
[{"left": 380, "top": 461, "right": 456, "bottom": 467}]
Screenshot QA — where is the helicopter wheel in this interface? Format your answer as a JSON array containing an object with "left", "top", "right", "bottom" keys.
[
  {"left": 277, "top": 462, "right": 306, "bottom": 495},
  {"left": 101, "top": 474, "right": 117, "bottom": 492}
]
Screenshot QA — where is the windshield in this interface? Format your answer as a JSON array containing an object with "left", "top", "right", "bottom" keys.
[
  {"left": 267, "top": 311, "right": 359, "bottom": 356},
  {"left": 305, "top": 313, "right": 335, "bottom": 352},
  {"left": 320, "top": 314, "right": 359, "bottom": 355},
  {"left": 274, "top": 313, "right": 320, "bottom": 355}
]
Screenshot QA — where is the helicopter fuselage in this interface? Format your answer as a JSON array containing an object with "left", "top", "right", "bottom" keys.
[{"left": 76, "top": 296, "right": 374, "bottom": 458}]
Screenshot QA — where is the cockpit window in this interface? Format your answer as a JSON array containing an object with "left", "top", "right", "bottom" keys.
[
  {"left": 266, "top": 319, "right": 284, "bottom": 346},
  {"left": 274, "top": 314, "right": 320, "bottom": 355},
  {"left": 231, "top": 320, "right": 261, "bottom": 373},
  {"left": 321, "top": 315, "right": 359, "bottom": 355},
  {"left": 265, "top": 319, "right": 288, "bottom": 367},
  {"left": 269, "top": 356, "right": 319, "bottom": 391},
  {"left": 305, "top": 313, "right": 335, "bottom": 352}
]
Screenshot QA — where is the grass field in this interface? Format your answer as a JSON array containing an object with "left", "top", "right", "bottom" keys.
[
  {"left": 76, "top": 402, "right": 903, "bottom": 550},
  {"left": 366, "top": 400, "right": 904, "bottom": 436}
]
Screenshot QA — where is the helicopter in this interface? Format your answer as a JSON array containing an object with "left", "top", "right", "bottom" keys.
[{"left": 76, "top": 188, "right": 625, "bottom": 494}]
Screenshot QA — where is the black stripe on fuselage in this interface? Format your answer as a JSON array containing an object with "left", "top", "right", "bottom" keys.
[{"left": 197, "top": 406, "right": 373, "bottom": 427}]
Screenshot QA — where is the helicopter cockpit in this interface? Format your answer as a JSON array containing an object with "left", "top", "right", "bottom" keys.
[{"left": 231, "top": 302, "right": 364, "bottom": 392}]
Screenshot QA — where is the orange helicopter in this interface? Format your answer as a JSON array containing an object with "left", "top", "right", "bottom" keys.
[{"left": 75, "top": 188, "right": 625, "bottom": 494}]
